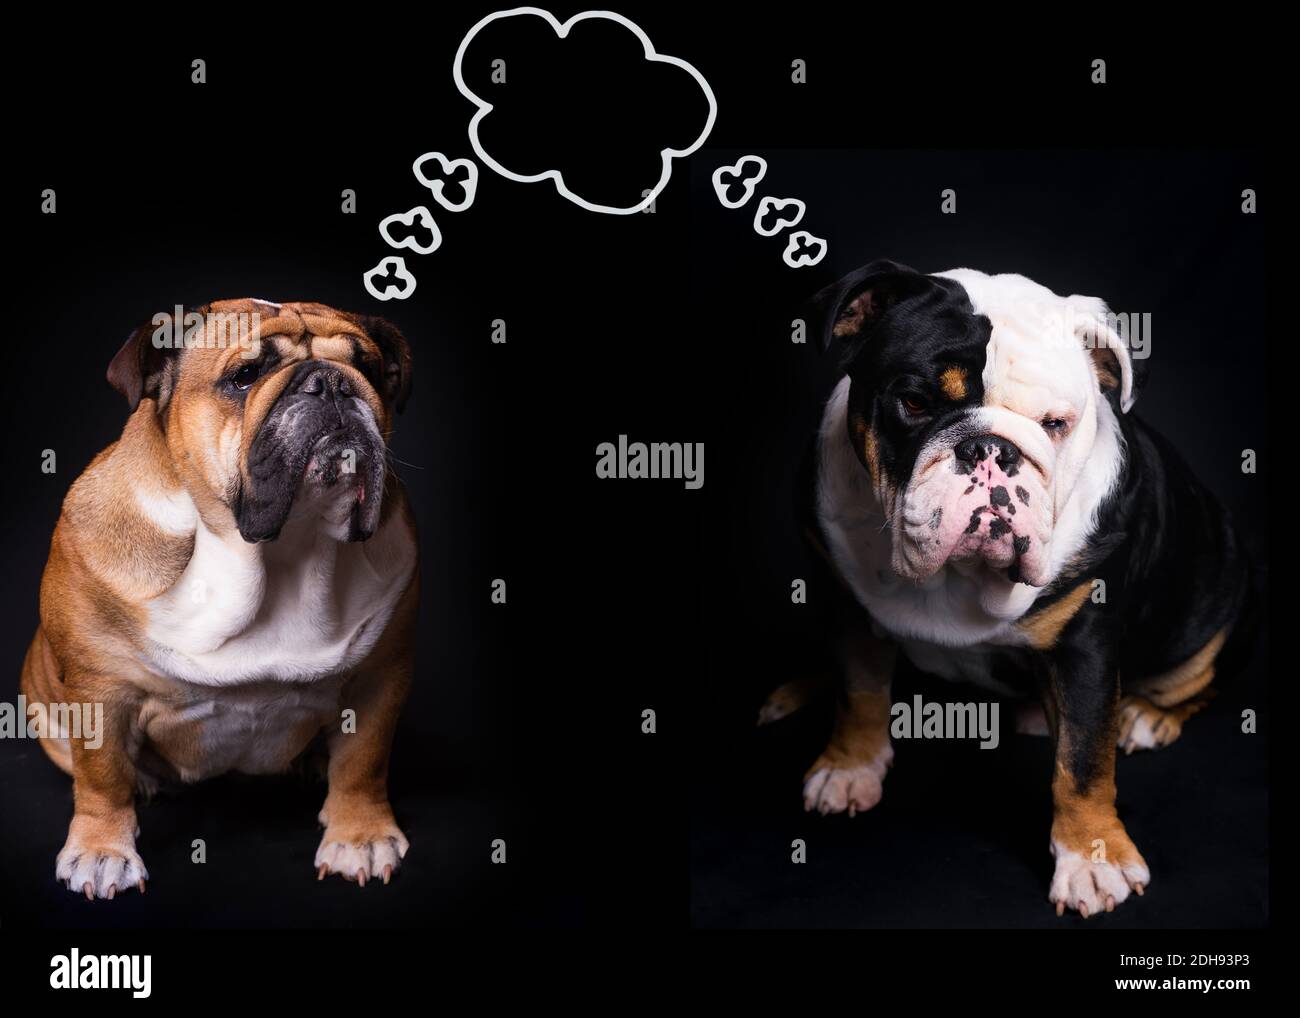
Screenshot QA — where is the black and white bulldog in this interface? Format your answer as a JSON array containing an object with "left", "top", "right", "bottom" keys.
[{"left": 768, "top": 260, "right": 1252, "bottom": 917}]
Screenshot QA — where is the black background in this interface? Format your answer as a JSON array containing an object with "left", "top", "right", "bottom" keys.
[{"left": 0, "top": 0, "right": 1274, "bottom": 989}]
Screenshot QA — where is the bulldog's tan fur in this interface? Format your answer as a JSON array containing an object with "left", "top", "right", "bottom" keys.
[{"left": 20, "top": 300, "right": 420, "bottom": 898}]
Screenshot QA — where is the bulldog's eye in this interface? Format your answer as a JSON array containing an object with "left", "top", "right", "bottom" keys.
[
  {"left": 900, "top": 396, "right": 929, "bottom": 418},
  {"left": 230, "top": 363, "right": 260, "bottom": 391},
  {"left": 1042, "top": 417, "right": 1069, "bottom": 436}
]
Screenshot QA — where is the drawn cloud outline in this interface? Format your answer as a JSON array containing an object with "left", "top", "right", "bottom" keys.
[
  {"left": 363, "top": 256, "right": 417, "bottom": 302},
  {"left": 453, "top": 6, "right": 718, "bottom": 215}
]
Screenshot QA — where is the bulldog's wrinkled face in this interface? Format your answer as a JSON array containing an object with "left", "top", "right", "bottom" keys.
[
  {"left": 815, "top": 261, "right": 1135, "bottom": 588},
  {"left": 107, "top": 299, "right": 412, "bottom": 544}
]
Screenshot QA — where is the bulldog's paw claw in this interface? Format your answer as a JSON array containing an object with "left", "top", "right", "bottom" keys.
[
  {"left": 314, "top": 827, "right": 409, "bottom": 886},
  {"left": 1049, "top": 848, "right": 1149, "bottom": 918},
  {"left": 56, "top": 842, "right": 149, "bottom": 901},
  {"left": 802, "top": 755, "right": 890, "bottom": 816}
]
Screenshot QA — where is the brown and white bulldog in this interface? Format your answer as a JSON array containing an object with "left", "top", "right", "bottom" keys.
[{"left": 20, "top": 299, "right": 419, "bottom": 899}]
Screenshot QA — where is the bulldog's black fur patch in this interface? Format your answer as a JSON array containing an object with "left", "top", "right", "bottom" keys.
[{"left": 811, "top": 260, "right": 992, "bottom": 496}]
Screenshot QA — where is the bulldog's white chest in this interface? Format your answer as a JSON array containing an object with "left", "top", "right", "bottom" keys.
[
  {"left": 142, "top": 510, "right": 415, "bottom": 688},
  {"left": 823, "top": 500, "right": 1026, "bottom": 650}
]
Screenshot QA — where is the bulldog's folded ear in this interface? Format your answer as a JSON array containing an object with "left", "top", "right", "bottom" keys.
[
  {"left": 1068, "top": 295, "right": 1144, "bottom": 414},
  {"left": 107, "top": 304, "right": 209, "bottom": 411},
  {"left": 809, "top": 259, "right": 931, "bottom": 354},
  {"left": 107, "top": 318, "right": 172, "bottom": 411},
  {"left": 356, "top": 315, "right": 413, "bottom": 414}
]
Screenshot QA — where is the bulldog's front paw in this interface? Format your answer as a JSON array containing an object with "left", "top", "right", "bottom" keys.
[
  {"left": 56, "top": 836, "right": 148, "bottom": 900},
  {"left": 315, "top": 819, "right": 410, "bottom": 887},
  {"left": 803, "top": 748, "right": 893, "bottom": 816},
  {"left": 1049, "top": 844, "right": 1149, "bottom": 917}
]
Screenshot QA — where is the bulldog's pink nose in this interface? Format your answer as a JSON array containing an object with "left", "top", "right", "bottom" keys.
[{"left": 955, "top": 434, "right": 1021, "bottom": 472}]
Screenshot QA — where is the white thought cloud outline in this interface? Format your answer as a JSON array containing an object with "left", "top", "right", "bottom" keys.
[
  {"left": 413, "top": 152, "right": 479, "bottom": 212},
  {"left": 711, "top": 155, "right": 767, "bottom": 209},
  {"left": 782, "top": 230, "right": 828, "bottom": 268},
  {"left": 379, "top": 206, "right": 443, "bottom": 255},
  {"left": 453, "top": 6, "right": 718, "bottom": 216},
  {"left": 363, "top": 256, "right": 418, "bottom": 301},
  {"left": 752, "top": 195, "right": 805, "bottom": 236}
]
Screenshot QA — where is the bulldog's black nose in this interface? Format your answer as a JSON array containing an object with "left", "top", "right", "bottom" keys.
[
  {"left": 955, "top": 434, "right": 1021, "bottom": 470},
  {"left": 295, "top": 363, "right": 353, "bottom": 399}
]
